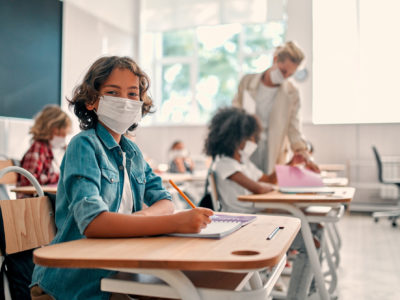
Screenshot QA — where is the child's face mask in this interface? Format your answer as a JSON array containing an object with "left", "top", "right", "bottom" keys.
[
  {"left": 239, "top": 140, "right": 258, "bottom": 160},
  {"left": 50, "top": 136, "right": 66, "bottom": 149},
  {"left": 171, "top": 149, "right": 189, "bottom": 158},
  {"left": 96, "top": 95, "right": 143, "bottom": 134}
]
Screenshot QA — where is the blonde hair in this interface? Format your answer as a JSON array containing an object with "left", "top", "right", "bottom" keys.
[
  {"left": 30, "top": 105, "right": 71, "bottom": 141},
  {"left": 274, "top": 41, "right": 304, "bottom": 65}
]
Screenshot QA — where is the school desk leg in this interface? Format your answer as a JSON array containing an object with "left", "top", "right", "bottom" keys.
[{"left": 254, "top": 203, "right": 330, "bottom": 300}]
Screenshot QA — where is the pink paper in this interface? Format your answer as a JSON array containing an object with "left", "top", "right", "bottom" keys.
[{"left": 275, "top": 165, "right": 324, "bottom": 187}]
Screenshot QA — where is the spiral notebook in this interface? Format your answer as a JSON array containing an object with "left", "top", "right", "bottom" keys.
[{"left": 170, "top": 214, "right": 257, "bottom": 239}]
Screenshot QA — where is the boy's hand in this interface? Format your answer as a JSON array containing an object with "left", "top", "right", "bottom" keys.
[{"left": 174, "top": 208, "right": 214, "bottom": 233}]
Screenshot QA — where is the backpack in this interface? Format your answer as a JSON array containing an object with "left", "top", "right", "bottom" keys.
[{"left": 198, "top": 192, "right": 213, "bottom": 210}]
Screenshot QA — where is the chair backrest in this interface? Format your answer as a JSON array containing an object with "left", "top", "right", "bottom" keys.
[
  {"left": 0, "top": 160, "right": 17, "bottom": 185},
  {"left": 0, "top": 196, "right": 56, "bottom": 255},
  {"left": 208, "top": 172, "right": 221, "bottom": 212},
  {"left": 372, "top": 146, "right": 384, "bottom": 183}
]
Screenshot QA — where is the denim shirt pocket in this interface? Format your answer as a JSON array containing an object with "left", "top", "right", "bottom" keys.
[
  {"left": 100, "top": 167, "right": 120, "bottom": 204},
  {"left": 131, "top": 172, "right": 146, "bottom": 205},
  {"left": 133, "top": 173, "right": 146, "bottom": 184}
]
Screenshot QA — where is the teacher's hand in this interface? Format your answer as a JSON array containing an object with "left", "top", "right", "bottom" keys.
[{"left": 289, "top": 152, "right": 320, "bottom": 173}]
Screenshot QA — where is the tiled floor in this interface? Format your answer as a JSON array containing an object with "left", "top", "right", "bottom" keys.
[
  {"left": 335, "top": 212, "right": 400, "bottom": 300},
  {"left": 277, "top": 212, "right": 400, "bottom": 299}
]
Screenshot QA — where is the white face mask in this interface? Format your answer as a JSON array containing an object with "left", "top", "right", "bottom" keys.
[
  {"left": 50, "top": 136, "right": 66, "bottom": 149},
  {"left": 270, "top": 67, "right": 285, "bottom": 85},
  {"left": 239, "top": 140, "right": 258, "bottom": 161},
  {"left": 170, "top": 149, "right": 189, "bottom": 159},
  {"left": 96, "top": 95, "right": 143, "bottom": 134}
]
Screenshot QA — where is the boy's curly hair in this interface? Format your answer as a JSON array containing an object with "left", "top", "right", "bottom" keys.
[
  {"left": 204, "top": 107, "right": 261, "bottom": 159},
  {"left": 68, "top": 56, "right": 153, "bottom": 131}
]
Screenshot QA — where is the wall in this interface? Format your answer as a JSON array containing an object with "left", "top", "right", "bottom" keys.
[{"left": 61, "top": 0, "right": 138, "bottom": 130}]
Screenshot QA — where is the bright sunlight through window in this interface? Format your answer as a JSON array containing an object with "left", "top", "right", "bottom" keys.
[{"left": 140, "top": 21, "right": 286, "bottom": 125}]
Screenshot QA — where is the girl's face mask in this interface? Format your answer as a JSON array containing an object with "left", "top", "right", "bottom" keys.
[
  {"left": 95, "top": 95, "right": 143, "bottom": 134},
  {"left": 239, "top": 140, "right": 258, "bottom": 161}
]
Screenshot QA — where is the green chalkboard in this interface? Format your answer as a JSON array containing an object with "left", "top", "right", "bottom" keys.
[{"left": 0, "top": 0, "right": 62, "bottom": 119}]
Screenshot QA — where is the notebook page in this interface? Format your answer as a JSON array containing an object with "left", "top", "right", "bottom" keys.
[
  {"left": 211, "top": 214, "right": 257, "bottom": 226},
  {"left": 199, "top": 221, "right": 241, "bottom": 235},
  {"left": 169, "top": 220, "right": 242, "bottom": 238}
]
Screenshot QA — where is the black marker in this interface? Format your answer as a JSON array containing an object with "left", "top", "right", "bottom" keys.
[{"left": 266, "top": 226, "right": 283, "bottom": 240}]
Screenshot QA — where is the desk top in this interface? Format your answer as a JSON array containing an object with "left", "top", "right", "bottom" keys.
[
  {"left": 160, "top": 172, "right": 206, "bottom": 183},
  {"left": 11, "top": 185, "right": 57, "bottom": 195},
  {"left": 319, "top": 164, "right": 346, "bottom": 172},
  {"left": 34, "top": 214, "right": 300, "bottom": 271},
  {"left": 238, "top": 187, "right": 355, "bottom": 204},
  {"left": 322, "top": 177, "right": 349, "bottom": 187}
]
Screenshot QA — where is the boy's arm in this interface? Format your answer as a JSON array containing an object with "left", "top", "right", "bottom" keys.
[
  {"left": 133, "top": 199, "right": 174, "bottom": 216},
  {"left": 84, "top": 207, "right": 213, "bottom": 238}
]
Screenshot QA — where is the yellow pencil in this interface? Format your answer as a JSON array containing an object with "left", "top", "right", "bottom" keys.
[{"left": 169, "top": 179, "right": 196, "bottom": 208}]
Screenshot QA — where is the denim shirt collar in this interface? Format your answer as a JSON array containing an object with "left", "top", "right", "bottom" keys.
[{"left": 95, "top": 123, "right": 137, "bottom": 158}]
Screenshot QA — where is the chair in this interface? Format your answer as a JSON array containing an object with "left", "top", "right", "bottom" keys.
[
  {"left": 0, "top": 160, "right": 18, "bottom": 200},
  {"left": 0, "top": 166, "right": 56, "bottom": 300},
  {"left": 208, "top": 171, "right": 221, "bottom": 212},
  {"left": 198, "top": 169, "right": 221, "bottom": 211},
  {"left": 371, "top": 146, "right": 400, "bottom": 227}
]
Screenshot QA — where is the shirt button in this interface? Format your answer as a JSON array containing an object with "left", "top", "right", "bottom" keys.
[
  {"left": 110, "top": 178, "right": 114, "bottom": 183},
  {"left": 119, "top": 165, "right": 124, "bottom": 171}
]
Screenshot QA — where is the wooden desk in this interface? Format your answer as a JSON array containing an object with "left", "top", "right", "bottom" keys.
[
  {"left": 34, "top": 214, "right": 300, "bottom": 300},
  {"left": 319, "top": 164, "right": 346, "bottom": 172},
  {"left": 322, "top": 177, "right": 349, "bottom": 187},
  {"left": 239, "top": 187, "right": 354, "bottom": 204},
  {"left": 238, "top": 187, "right": 355, "bottom": 300},
  {"left": 160, "top": 172, "right": 206, "bottom": 183},
  {"left": 11, "top": 185, "right": 57, "bottom": 195}
]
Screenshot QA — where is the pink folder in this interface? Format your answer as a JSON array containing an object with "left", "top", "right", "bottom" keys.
[{"left": 275, "top": 165, "right": 324, "bottom": 187}]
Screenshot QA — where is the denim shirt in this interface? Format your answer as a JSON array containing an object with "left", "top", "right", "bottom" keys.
[{"left": 31, "top": 123, "right": 171, "bottom": 300}]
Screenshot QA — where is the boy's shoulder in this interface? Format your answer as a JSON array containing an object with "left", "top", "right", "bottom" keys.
[
  {"left": 68, "top": 128, "right": 100, "bottom": 149},
  {"left": 70, "top": 128, "right": 96, "bottom": 141},
  {"left": 121, "top": 136, "right": 143, "bottom": 157}
]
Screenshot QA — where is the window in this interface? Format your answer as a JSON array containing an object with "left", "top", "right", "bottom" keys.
[
  {"left": 140, "top": 22, "right": 286, "bottom": 125},
  {"left": 313, "top": 0, "right": 400, "bottom": 124},
  {"left": 139, "top": 0, "right": 287, "bottom": 125}
]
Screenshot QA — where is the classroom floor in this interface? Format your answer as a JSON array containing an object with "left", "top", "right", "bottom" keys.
[
  {"left": 335, "top": 212, "right": 400, "bottom": 300},
  {"left": 277, "top": 212, "right": 400, "bottom": 300}
]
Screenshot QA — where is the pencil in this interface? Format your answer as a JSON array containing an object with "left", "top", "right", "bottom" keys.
[{"left": 169, "top": 179, "right": 196, "bottom": 208}]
